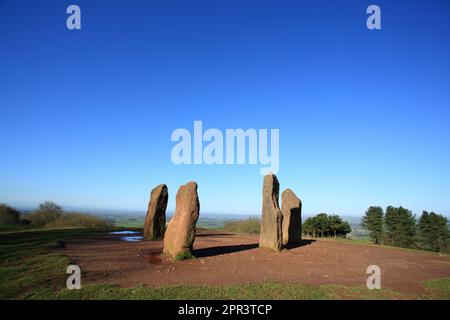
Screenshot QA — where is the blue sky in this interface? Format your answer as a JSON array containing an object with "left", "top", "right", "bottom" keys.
[{"left": 1, "top": 0, "right": 449, "bottom": 217}]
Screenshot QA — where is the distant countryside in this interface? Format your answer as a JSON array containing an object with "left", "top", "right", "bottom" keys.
[{"left": 1, "top": 201, "right": 449, "bottom": 300}]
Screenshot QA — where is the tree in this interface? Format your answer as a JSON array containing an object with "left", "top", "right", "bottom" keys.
[
  {"left": 303, "top": 217, "right": 316, "bottom": 237},
  {"left": 314, "top": 213, "right": 330, "bottom": 237},
  {"left": 417, "top": 211, "right": 449, "bottom": 253},
  {"left": 361, "top": 206, "right": 384, "bottom": 244},
  {"left": 302, "top": 213, "right": 351, "bottom": 238},
  {"left": 25, "top": 201, "right": 63, "bottom": 227},
  {"left": 384, "top": 206, "right": 416, "bottom": 248},
  {"left": 337, "top": 221, "right": 351, "bottom": 237},
  {"left": 328, "top": 214, "right": 344, "bottom": 237},
  {"left": 0, "top": 204, "right": 21, "bottom": 225}
]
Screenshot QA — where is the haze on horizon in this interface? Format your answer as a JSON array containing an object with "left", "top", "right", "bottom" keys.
[{"left": 1, "top": 0, "right": 450, "bottom": 218}]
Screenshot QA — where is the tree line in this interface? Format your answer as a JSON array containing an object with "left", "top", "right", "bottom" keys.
[
  {"left": 362, "top": 206, "right": 449, "bottom": 253},
  {"left": 0, "top": 201, "right": 112, "bottom": 230},
  {"left": 303, "top": 213, "right": 351, "bottom": 238}
]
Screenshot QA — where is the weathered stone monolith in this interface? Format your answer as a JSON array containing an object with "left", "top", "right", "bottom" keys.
[
  {"left": 144, "top": 184, "right": 168, "bottom": 240},
  {"left": 259, "top": 174, "right": 283, "bottom": 251},
  {"left": 281, "top": 189, "right": 302, "bottom": 245},
  {"left": 163, "top": 181, "right": 200, "bottom": 260}
]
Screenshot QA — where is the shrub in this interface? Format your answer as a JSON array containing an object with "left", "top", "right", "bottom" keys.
[
  {"left": 24, "top": 201, "right": 63, "bottom": 227},
  {"left": 0, "top": 204, "right": 21, "bottom": 225},
  {"left": 44, "top": 212, "right": 113, "bottom": 228},
  {"left": 19, "top": 201, "right": 112, "bottom": 229}
]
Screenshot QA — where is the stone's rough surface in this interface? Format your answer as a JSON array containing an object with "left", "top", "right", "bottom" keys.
[
  {"left": 281, "top": 189, "right": 302, "bottom": 245},
  {"left": 163, "top": 182, "right": 200, "bottom": 259},
  {"left": 144, "top": 184, "right": 168, "bottom": 240},
  {"left": 259, "top": 174, "right": 283, "bottom": 251}
]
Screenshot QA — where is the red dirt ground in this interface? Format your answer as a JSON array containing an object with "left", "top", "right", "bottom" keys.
[{"left": 59, "top": 229, "right": 450, "bottom": 297}]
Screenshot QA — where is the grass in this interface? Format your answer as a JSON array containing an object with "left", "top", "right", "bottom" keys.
[
  {"left": 1, "top": 227, "right": 449, "bottom": 300},
  {"left": 4, "top": 281, "right": 413, "bottom": 300},
  {"left": 423, "top": 277, "right": 450, "bottom": 299},
  {"left": 175, "top": 251, "right": 194, "bottom": 261},
  {"left": 0, "top": 227, "right": 118, "bottom": 299},
  {"left": 43, "top": 282, "right": 333, "bottom": 300},
  {"left": 0, "top": 224, "right": 35, "bottom": 233},
  {"left": 319, "top": 237, "right": 450, "bottom": 257},
  {"left": 114, "top": 217, "right": 145, "bottom": 228}
]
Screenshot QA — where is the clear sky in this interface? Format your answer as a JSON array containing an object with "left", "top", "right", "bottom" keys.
[{"left": 1, "top": 0, "right": 449, "bottom": 217}]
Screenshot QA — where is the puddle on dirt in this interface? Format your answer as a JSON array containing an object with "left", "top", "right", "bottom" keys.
[
  {"left": 121, "top": 236, "right": 144, "bottom": 242},
  {"left": 110, "top": 231, "right": 139, "bottom": 235},
  {"left": 110, "top": 231, "right": 144, "bottom": 242}
]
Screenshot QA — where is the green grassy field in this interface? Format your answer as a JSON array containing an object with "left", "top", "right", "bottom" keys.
[
  {"left": 221, "top": 218, "right": 260, "bottom": 234},
  {"left": 0, "top": 227, "right": 449, "bottom": 300}
]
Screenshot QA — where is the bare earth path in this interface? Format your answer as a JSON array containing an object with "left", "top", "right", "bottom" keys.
[{"left": 59, "top": 229, "right": 450, "bottom": 297}]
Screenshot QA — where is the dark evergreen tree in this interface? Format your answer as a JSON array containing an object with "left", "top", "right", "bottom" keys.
[
  {"left": 361, "top": 206, "right": 384, "bottom": 244},
  {"left": 417, "top": 211, "right": 449, "bottom": 253},
  {"left": 384, "top": 206, "right": 416, "bottom": 248}
]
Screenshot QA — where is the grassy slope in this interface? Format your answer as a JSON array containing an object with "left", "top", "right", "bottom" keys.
[
  {"left": 221, "top": 218, "right": 260, "bottom": 234},
  {"left": 0, "top": 228, "right": 449, "bottom": 300},
  {"left": 318, "top": 237, "right": 450, "bottom": 257}
]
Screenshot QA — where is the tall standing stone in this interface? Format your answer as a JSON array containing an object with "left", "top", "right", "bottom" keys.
[
  {"left": 259, "top": 174, "right": 283, "bottom": 251},
  {"left": 163, "top": 181, "right": 200, "bottom": 260},
  {"left": 281, "top": 189, "right": 302, "bottom": 245},
  {"left": 144, "top": 184, "right": 168, "bottom": 240}
]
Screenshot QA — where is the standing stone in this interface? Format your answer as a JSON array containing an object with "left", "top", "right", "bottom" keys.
[
  {"left": 281, "top": 189, "right": 302, "bottom": 245},
  {"left": 259, "top": 174, "right": 283, "bottom": 251},
  {"left": 163, "top": 182, "right": 200, "bottom": 260},
  {"left": 144, "top": 184, "right": 168, "bottom": 240}
]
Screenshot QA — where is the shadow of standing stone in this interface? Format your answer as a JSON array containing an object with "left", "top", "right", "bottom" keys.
[
  {"left": 143, "top": 184, "right": 168, "bottom": 240},
  {"left": 163, "top": 181, "right": 200, "bottom": 260},
  {"left": 281, "top": 188, "right": 302, "bottom": 245},
  {"left": 259, "top": 174, "right": 283, "bottom": 251}
]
